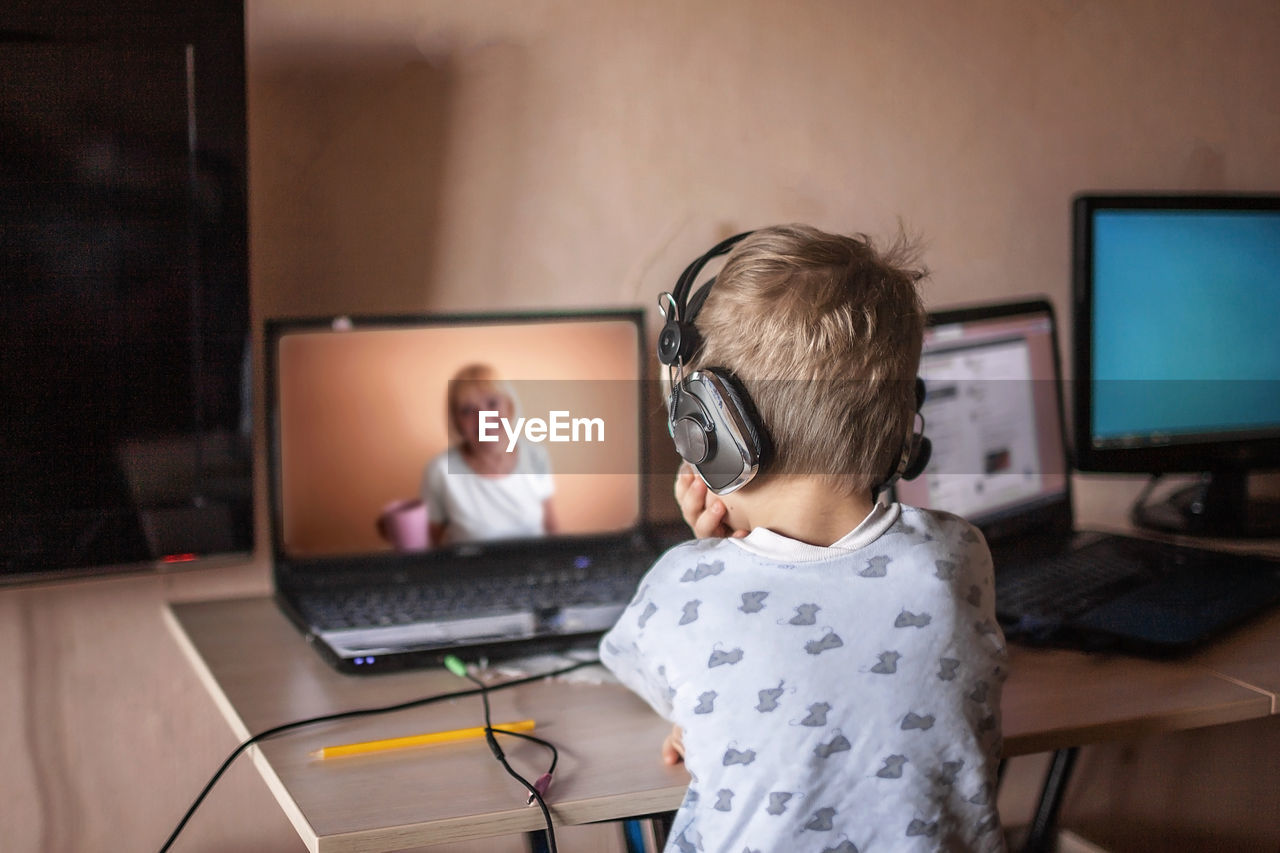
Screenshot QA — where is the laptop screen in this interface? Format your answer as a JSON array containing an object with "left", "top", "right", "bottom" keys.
[
  {"left": 267, "top": 312, "right": 645, "bottom": 561},
  {"left": 895, "top": 302, "right": 1068, "bottom": 526}
]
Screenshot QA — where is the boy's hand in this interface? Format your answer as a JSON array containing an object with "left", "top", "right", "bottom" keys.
[
  {"left": 661, "top": 724, "right": 686, "bottom": 765},
  {"left": 675, "top": 463, "right": 748, "bottom": 539}
]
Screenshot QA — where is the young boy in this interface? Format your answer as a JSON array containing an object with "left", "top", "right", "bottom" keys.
[{"left": 600, "top": 225, "right": 1006, "bottom": 852}]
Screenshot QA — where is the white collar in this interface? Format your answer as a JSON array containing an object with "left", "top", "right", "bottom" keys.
[{"left": 730, "top": 501, "right": 901, "bottom": 562}]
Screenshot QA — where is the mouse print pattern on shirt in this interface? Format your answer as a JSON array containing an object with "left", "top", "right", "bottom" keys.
[
  {"left": 755, "top": 681, "right": 787, "bottom": 712},
  {"left": 937, "top": 657, "right": 961, "bottom": 681},
  {"left": 894, "top": 609, "right": 932, "bottom": 628},
  {"left": 797, "top": 701, "right": 831, "bottom": 727},
  {"left": 787, "top": 603, "right": 820, "bottom": 625},
  {"left": 679, "top": 600, "right": 701, "bottom": 625},
  {"left": 681, "top": 560, "right": 725, "bottom": 582},
  {"left": 804, "top": 629, "right": 844, "bottom": 655},
  {"left": 876, "top": 754, "right": 908, "bottom": 778},
  {"left": 860, "top": 555, "right": 891, "bottom": 577},
  {"left": 822, "top": 840, "right": 860, "bottom": 853},
  {"left": 708, "top": 646, "right": 744, "bottom": 667},
  {"left": 814, "top": 732, "right": 852, "bottom": 758},
  {"left": 870, "top": 650, "right": 902, "bottom": 674},
  {"left": 765, "top": 791, "right": 796, "bottom": 815}
]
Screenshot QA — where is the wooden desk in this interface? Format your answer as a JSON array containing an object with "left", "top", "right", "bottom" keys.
[
  {"left": 165, "top": 598, "right": 687, "bottom": 852},
  {"left": 165, "top": 596, "right": 1275, "bottom": 853},
  {"left": 1001, "top": 644, "right": 1270, "bottom": 756},
  {"left": 1190, "top": 607, "right": 1280, "bottom": 713}
]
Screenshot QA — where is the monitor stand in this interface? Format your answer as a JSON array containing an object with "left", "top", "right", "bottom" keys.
[{"left": 1132, "top": 470, "right": 1280, "bottom": 539}]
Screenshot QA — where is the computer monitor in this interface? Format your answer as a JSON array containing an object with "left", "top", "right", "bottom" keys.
[{"left": 1071, "top": 193, "right": 1280, "bottom": 538}]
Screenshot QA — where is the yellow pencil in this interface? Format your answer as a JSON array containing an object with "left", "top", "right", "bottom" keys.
[{"left": 312, "top": 719, "right": 536, "bottom": 760}]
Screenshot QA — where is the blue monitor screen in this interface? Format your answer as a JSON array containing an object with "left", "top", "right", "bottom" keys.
[{"left": 1090, "top": 208, "right": 1280, "bottom": 446}]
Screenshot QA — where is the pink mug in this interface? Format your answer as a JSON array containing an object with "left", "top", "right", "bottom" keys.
[{"left": 377, "top": 498, "right": 429, "bottom": 551}]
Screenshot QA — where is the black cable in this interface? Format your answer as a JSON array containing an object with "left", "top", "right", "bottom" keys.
[
  {"left": 158, "top": 658, "right": 596, "bottom": 853},
  {"left": 495, "top": 726, "right": 559, "bottom": 776},
  {"left": 1129, "top": 473, "right": 1164, "bottom": 529},
  {"left": 453, "top": 660, "right": 560, "bottom": 853}
]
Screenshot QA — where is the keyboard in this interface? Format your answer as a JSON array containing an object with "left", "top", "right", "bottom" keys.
[
  {"left": 994, "top": 534, "right": 1280, "bottom": 651},
  {"left": 995, "top": 536, "right": 1152, "bottom": 624},
  {"left": 295, "top": 562, "right": 642, "bottom": 631}
]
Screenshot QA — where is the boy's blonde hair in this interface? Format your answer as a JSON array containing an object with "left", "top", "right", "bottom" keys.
[{"left": 691, "top": 224, "right": 926, "bottom": 495}]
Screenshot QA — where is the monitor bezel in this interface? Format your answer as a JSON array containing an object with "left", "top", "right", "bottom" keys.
[
  {"left": 263, "top": 308, "right": 651, "bottom": 577},
  {"left": 1071, "top": 192, "right": 1280, "bottom": 475}
]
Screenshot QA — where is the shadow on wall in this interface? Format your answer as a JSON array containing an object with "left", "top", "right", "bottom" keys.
[{"left": 250, "top": 42, "right": 483, "bottom": 317}]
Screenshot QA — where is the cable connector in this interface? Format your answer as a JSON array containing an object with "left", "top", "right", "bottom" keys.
[
  {"left": 484, "top": 728, "right": 505, "bottom": 761},
  {"left": 442, "top": 655, "right": 468, "bottom": 679},
  {"left": 527, "top": 773, "right": 553, "bottom": 806}
]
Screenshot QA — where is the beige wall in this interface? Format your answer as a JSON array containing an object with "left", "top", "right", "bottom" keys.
[{"left": 4, "top": 1, "right": 1279, "bottom": 850}]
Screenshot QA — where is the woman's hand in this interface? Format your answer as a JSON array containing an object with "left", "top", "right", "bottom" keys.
[
  {"left": 661, "top": 724, "right": 686, "bottom": 765},
  {"left": 675, "top": 463, "right": 748, "bottom": 539}
]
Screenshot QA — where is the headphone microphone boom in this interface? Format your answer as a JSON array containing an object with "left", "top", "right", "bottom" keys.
[{"left": 658, "top": 231, "right": 931, "bottom": 497}]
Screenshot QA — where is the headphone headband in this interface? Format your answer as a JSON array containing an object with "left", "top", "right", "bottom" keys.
[{"left": 667, "top": 232, "right": 756, "bottom": 328}]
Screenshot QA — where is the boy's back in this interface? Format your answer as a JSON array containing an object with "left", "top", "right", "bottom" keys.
[
  {"left": 601, "top": 503, "right": 1006, "bottom": 852},
  {"left": 602, "top": 224, "right": 1007, "bottom": 850}
]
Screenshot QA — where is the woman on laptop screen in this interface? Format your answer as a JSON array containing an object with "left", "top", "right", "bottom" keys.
[
  {"left": 417, "top": 363, "right": 557, "bottom": 547},
  {"left": 276, "top": 312, "right": 640, "bottom": 559}
]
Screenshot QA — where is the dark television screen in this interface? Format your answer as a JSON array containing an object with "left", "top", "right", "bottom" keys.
[{"left": 1, "top": 4, "right": 251, "bottom": 581}]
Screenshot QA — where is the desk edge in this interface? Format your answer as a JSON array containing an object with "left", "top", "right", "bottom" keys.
[{"left": 163, "top": 603, "right": 323, "bottom": 853}]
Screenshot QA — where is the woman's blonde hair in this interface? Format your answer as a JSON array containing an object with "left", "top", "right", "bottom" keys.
[
  {"left": 691, "top": 224, "right": 926, "bottom": 494},
  {"left": 445, "top": 363, "right": 515, "bottom": 443}
]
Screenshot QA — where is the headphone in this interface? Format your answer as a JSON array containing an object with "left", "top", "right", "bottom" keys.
[{"left": 657, "top": 230, "right": 932, "bottom": 496}]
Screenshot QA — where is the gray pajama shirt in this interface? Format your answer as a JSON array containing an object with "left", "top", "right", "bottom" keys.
[{"left": 600, "top": 502, "right": 1007, "bottom": 852}]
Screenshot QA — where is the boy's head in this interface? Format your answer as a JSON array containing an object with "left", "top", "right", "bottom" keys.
[{"left": 689, "top": 224, "right": 927, "bottom": 495}]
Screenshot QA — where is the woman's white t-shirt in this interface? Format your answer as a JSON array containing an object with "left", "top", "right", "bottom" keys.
[{"left": 421, "top": 444, "right": 554, "bottom": 545}]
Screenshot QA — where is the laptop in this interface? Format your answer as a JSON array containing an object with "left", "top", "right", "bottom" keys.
[
  {"left": 266, "top": 310, "right": 669, "bottom": 674},
  {"left": 895, "top": 298, "right": 1280, "bottom": 656}
]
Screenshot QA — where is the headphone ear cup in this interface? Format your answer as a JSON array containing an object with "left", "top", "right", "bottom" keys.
[
  {"left": 875, "top": 377, "right": 930, "bottom": 493},
  {"left": 673, "top": 370, "right": 766, "bottom": 494},
  {"left": 901, "top": 435, "right": 931, "bottom": 481},
  {"left": 704, "top": 369, "right": 771, "bottom": 466},
  {"left": 900, "top": 377, "right": 931, "bottom": 480}
]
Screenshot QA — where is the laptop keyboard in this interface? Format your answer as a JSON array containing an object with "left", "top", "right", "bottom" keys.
[
  {"left": 295, "top": 562, "right": 641, "bottom": 631},
  {"left": 995, "top": 536, "right": 1152, "bottom": 624},
  {"left": 995, "top": 534, "right": 1280, "bottom": 646}
]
